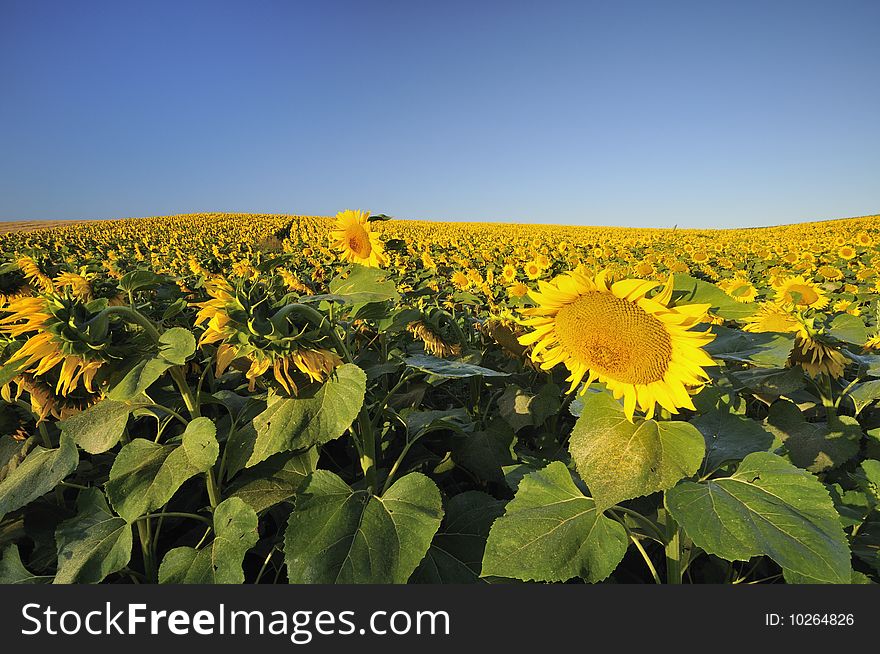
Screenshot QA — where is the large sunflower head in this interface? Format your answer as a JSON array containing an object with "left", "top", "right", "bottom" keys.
[
  {"left": 192, "top": 276, "right": 342, "bottom": 394},
  {"left": 0, "top": 293, "right": 137, "bottom": 406},
  {"left": 771, "top": 275, "right": 829, "bottom": 310},
  {"left": 518, "top": 268, "right": 716, "bottom": 421},
  {"left": 329, "top": 210, "right": 388, "bottom": 268}
]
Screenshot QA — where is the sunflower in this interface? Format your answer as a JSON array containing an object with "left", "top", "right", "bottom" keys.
[
  {"left": 0, "top": 295, "right": 114, "bottom": 403},
  {"left": 771, "top": 275, "right": 829, "bottom": 310},
  {"left": 407, "top": 320, "right": 461, "bottom": 358},
  {"left": 329, "top": 209, "right": 388, "bottom": 268},
  {"left": 518, "top": 268, "right": 715, "bottom": 421},
  {"left": 524, "top": 260, "right": 542, "bottom": 280},
  {"left": 717, "top": 278, "right": 757, "bottom": 303},
  {"left": 741, "top": 302, "right": 801, "bottom": 333},
  {"left": 501, "top": 264, "right": 517, "bottom": 283},
  {"left": 193, "top": 277, "right": 343, "bottom": 394},
  {"left": 838, "top": 246, "right": 857, "bottom": 260},
  {"left": 790, "top": 325, "right": 848, "bottom": 379}
]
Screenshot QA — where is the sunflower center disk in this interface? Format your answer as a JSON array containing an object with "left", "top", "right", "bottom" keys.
[
  {"left": 346, "top": 227, "right": 371, "bottom": 258},
  {"left": 554, "top": 291, "right": 673, "bottom": 385},
  {"left": 786, "top": 284, "right": 818, "bottom": 305}
]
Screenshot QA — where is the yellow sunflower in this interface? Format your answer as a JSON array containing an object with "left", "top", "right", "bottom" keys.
[
  {"left": 501, "top": 264, "right": 517, "bottom": 283},
  {"left": 328, "top": 209, "right": 388, "bottom": 267},
  {"left": 518, "top": 269, "right": 715, "bottom": 421},
  {"left": 524, "top": 260, "right": 542, "bottom": 280},
  {"left": 741, "top": 303, "right": 800, "bottom": 333},
  {"left": 771, "top": 275, "right": 829, "bottom": 310},
  {"left": 717, "top": 278, "right": 757, "bottom": 303}
]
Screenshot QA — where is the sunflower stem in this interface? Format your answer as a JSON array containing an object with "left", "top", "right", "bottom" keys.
[{"left": 664, "top": 513, "right": 683, "bottom": 584}]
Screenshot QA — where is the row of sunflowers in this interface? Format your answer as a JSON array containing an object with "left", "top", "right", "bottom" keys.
[{"left": 0, "top": 210, "right": 879, "bottom": 584}]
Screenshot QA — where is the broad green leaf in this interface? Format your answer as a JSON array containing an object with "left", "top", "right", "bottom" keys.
[
  {"left": 673, "top": 274, "right": 757, "bottom": 320},
  {"left": 118, "top": 269, "right": 165, "bottom": 292},
  {"left": 411, "top": 491, "right": 506, "bottom": 583},
  {"left": 228, "top": 363, "right": 366, "bottom": 472},
  {"left": 226, "top": 448, "right": 318, "bottom": 513},
  {"left": 847, "top": 379, "right": 880, "bottom": 415},
  {"left": 54, "top": 488, "right": 132, "bottom": 584},
  {"left": 452, "top": 425, "right": 516, "bottom": 483},
  {"left": 181, "top": 417, "right": 219, "bottom": 472},
  {"left": 284, "top": 471, "right": 443, "bottom": 583},
  {"left": 328, "top": 264, "right": 400, "bottom": 304},
  {"left": 106, "top": 357, "right": 172, "bottom": 401},
  {"left": 498, "top": 384, "right": 561, "bottom": 432},
  {"left": 404, "top": 354, "right": 509, "bottom": 378},
  {"left": 0, "top": 358, "right": 28, "bottom": 389},
  {"left": 159, "top": 497, "right": 258, "bottom": 584},
  {"left": 852, "top": 511, "right": 880, "bottom": 573},
  {"left": 0, "top": 434, "right": 78, "bottom": 520},
  {"left": 106, "top": 438, "right": 206, "bottom": 522},
  {"left": 0, "top": 435, "right": 21, "bottom": 469},
  {"left": 0, "top": 545, "right": 49, "bottom": 584},
  {"left": 765, "top": 401, "right": 860, "bottom": 472},
  {"left": 158, "top": 327, "right": 196, "bottom": 365},
  {"left": 666, "top": 452, "right": 851, "bottom": 584},
  {"left": 691, "top": 408, "right": 774, "bottom": 470},
  {"left": 58, "top": 399, "right": 130, "bottom": 454},
  {"left": 828, "top": 313, "right": 868, "bottom": 345},
  {"left": 568, "top": 392, "right": 705, "bottom": 509},
  {"left": 705, "top": 326, "right": 795, "bottom": 368},
  {"left": 730, "top": 367, "right": 804, "bottom": 396},
  {"left": 481, "top": 462, "right": 628, "bottom": 582}
]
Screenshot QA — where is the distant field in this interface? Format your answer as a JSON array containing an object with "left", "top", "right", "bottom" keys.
[{"left": 0, "top": 220, "right": 83, "bottom": 234}]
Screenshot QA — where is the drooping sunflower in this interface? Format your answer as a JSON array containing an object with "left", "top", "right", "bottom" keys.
[
  {"left": 771, "top": 275, "right": 829, "bottom": 310},
  {"left": 518, "top": 268, "right": 716, "bottom": 421},
  {"left": 328, "top": 209, "right": 388, "bottom": 268},
  {"left": 789, "top": 319, "right": 849, "bottom": 379},
  {"left": 193, "top": 277, "right": 343, "bottom": 394}
]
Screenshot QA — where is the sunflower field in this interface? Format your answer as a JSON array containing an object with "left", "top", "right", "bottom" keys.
[{"left": 1, "top": 211, "right": 880, "bottom": 585}]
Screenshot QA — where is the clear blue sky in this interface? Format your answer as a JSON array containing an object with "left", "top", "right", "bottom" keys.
[{"left": 1, "top": 0, "right": 878, "bottom": 228}]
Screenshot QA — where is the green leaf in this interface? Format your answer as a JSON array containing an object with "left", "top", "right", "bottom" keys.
[
  {"left": 498, "top": 384, "right": 561, "bottom": 432},
  {"left": 181, "top": 417, "right": 219, "bottom": 472},
  {"left": 691, "top": 408, "right": 774, "bottom": 470},
  {"left": 284, "top": 471, "right": 443, "bottom": 583},
  {"left": 0, "top": 358, "right": 28, "bottom": 389},
  {"left": 404, "top": 354, "right": 509, "bottom": 378},
  {"left": 847, "top": 379, "right": 880, "bottom": 415},
  {"left": 118, "top": 269, "right": 165, "bottom": 292},
  {"left": 0, "top": 545, "right": 48, "bottom": 584},
  {"left": 0, "top": 434, "right": 78, "bottom": 520},
  {"left": 54, "top": 488, "right": 132, "bottom": 584},
  {"left": 452, "top": 425, "right": 516, "bottom": 483},
  {"left": 58, "top": 399, "right": 131, "bottom": 454},
  {"left": 106, "top": 437, "right": 207, "bottom": 523},
  {"left": 158, "top": 497, "right": 258, "bottom": 584},
  {"left": 411, "top": 491, "right": 506, "bottom": 583},
  {"left": 666, "top": 452, "right": 851, "bottom": 584},
  {"left": 481, "top": 462, "right": 628, "bottom": 582},
  {"left": 106, "top": 357, "right": 172, "bottom": 401},
  {"left": 852, "top": 511, "right": 880, "bottom": 573},
  {"left": 705, "top": 326, "right": 795, "bottom": 368},
  {"left": 226, "top": 448, "right": 318, "bottom": 513},
  {"left": 673, "top": 274, "right": 757, "bottom": 320},
  {"left": 764, "top": 401, "right": 861, "bottom": 473},
  {"left": 730, "top": 367, "right": 804, "bottom": 396},
  {"left": 158, "top": 327, "right": 196, "bottom": 365},
  {"left": 227, "top": 363, "right": 366, "bottom": 473},
  {"left": 328, "top": 264, "right": 400, "bottom": 304},
  {"left": 568, "top": 391, "right": 705, "bottom": 509},
  {"left": 828, "top": 314, "right": 868, "bottom": 345}
]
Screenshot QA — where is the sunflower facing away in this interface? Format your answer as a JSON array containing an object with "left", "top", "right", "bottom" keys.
[
  {"left": 518, "top": 268, "right": 716, "bottom": 421},
  {"left": 329, "top": 209, "right": 389, "bottom": 268}
]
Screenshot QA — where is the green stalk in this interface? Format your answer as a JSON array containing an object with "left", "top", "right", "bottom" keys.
[{"left": 665, "top": 514, "right": 683, "bottom": 584}]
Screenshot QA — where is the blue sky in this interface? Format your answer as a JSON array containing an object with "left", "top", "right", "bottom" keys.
[{"left": 1, "top": 0, "right": 878, "bottom": 228}]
